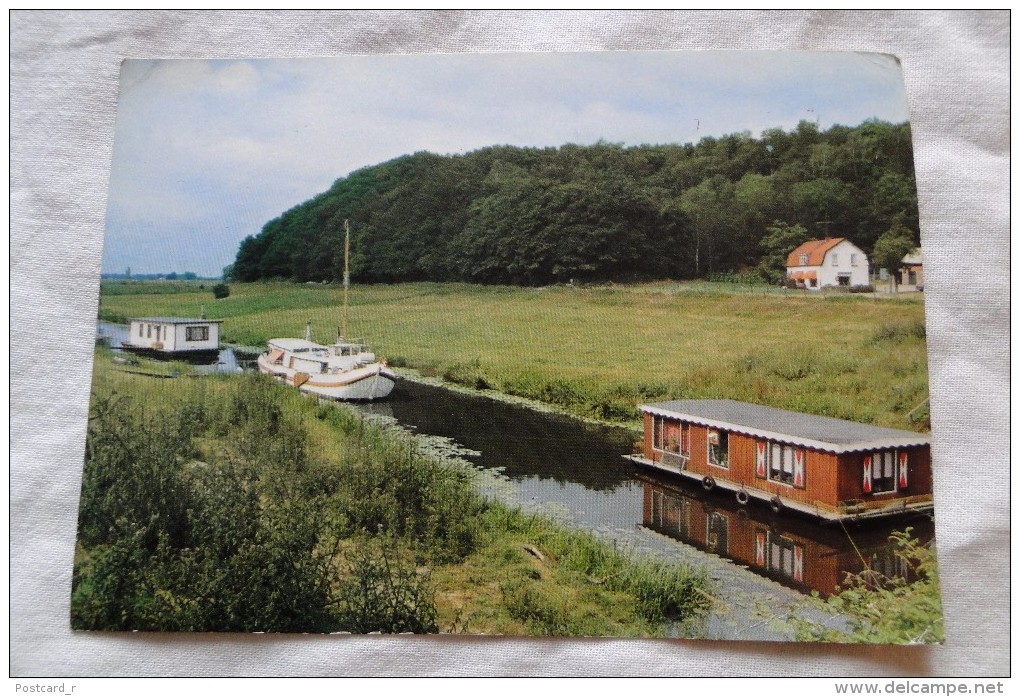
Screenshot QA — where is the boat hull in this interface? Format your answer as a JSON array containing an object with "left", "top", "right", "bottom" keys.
[
  {"left": 120, "top": 343, "right": 221, "bottom": 363},
  {"left": 257, "top": 354, "right": 396, "bottom": 401}
]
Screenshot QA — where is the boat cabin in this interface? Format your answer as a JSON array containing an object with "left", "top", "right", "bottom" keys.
[
  {"left": 631, "top": 400, "right": 933, "bottom": 522},
  {"left": 124, "top": 317, "right": 222, "bottom": 355},
  {"left": 264, "top": 338, "right": 377, "bottom": 376}
]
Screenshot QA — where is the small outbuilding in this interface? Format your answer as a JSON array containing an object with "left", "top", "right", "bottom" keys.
[
  {"left": 786, "top": 237, "right": 870, "bottom": 290},
  {"left": 630, "top": 399, "right": 933, "bottom": 523},
  {"left": 899, "top": 248, "right": 924, "bottom": 290},
  {"left": 123, "top": 317, "right": 222, "bottom": 357}
]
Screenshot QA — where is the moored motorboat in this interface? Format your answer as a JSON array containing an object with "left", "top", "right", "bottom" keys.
[
  {"left": 257, "top": 219, "right": 396, "bottom": 401},
  {"left": 257, "top": 334, "right": 396, "bottom": 401}
]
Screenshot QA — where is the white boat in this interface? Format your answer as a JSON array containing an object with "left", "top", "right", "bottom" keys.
[
  {"left": 257, "top": 334, "right": 396, "bottom": 401},
  {"left": 256, "top": 219, "right": 396, "bottom": 401}
]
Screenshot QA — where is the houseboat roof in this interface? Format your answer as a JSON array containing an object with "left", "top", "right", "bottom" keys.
[
  {"left": 641, "top": 400, "right": 929, "bottom": 454},
  {"left": 131, "top": 317, "right": 223, "bottom": 324}
]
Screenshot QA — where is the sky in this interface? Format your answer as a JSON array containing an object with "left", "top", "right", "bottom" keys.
[{"left": 101, "top": 51, "right": 911, "bottom": 277}]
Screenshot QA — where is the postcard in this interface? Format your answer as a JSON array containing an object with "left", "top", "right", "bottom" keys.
[{"left": 75, "top": 52, "right": 940, "bottom": 642}]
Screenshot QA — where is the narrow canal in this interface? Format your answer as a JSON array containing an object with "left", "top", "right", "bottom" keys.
[
  {"left": 97, "top": 322, "right": 935, "bottom": 639},
  {"left": 352, "top": 378, "right": 935, "bottom": 640}
]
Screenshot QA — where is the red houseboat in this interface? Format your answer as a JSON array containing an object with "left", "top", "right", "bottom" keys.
[{"left": 629, "top": 400, "right": 933, "bottom": 523}]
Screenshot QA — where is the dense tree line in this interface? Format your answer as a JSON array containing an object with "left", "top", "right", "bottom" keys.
[{"left": 231, "top": 120, "right": 920, "bottom": 286}]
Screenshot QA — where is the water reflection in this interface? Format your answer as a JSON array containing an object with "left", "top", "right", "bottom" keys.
[
  {"left": 368, "top": 380, "right": 637, "bottom": 491},
  {"left": 638, "top": 469, "right": 935, "bottom": 597}
]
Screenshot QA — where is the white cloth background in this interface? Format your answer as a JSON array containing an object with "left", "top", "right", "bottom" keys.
[{"left": 10, "top": 10, "right": 1010, "bottom": 676}]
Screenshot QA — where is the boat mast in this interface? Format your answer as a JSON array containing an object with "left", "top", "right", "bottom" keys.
[{"left": 342, "top": 218, "right": 351, "bottom": 341}]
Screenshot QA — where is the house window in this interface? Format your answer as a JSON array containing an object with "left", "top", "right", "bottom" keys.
[
  {"left": 831, "top": 253, "right": 839, "bottom": 266},
  {"left": 851, "top": 253, "right": 858, "bottom": 267},
  {"left": 799, "top": 254, "right": 808, "bottom": 266},
  {"left": 185, "top": 325, "right": 209, "bottom": 342},
  {"left": 867, "top": 451, "right": 898, "bottom": 494},
  {"left": 708, "top": 429, "right": 729, "bottom": 468}
]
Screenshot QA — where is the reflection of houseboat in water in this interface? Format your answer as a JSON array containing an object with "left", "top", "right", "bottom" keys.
[
  {"left": 639, "top": 471, "right": 934, "bottom": 597},
  {"left": 629, "top": 400, "right": 933, "bottom": 523}
]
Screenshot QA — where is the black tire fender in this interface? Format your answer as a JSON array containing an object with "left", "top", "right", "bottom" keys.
[
  {"left": 736, "top": 489, "right": 750, "bottom": 505},
  {"left": 701, "top": 476, "right": 715, "bottom": 491},
  {"left": 770, "top": 496, "right": 783, "bottom": 513}
]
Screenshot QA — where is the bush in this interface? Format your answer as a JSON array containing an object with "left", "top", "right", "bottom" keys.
[
  {"left": 212, "top": 283, "right": 230, "bottom": 299},
  {"left": 871, "top": 320, "right": 927, "bottom": 343},
  {"left": 335, "top": 532, "right": 438, "bottom": 634},
  {"left": 783, "top": 530, "right": 943, "bottom": 644},
  {"left": 849, "top": 284, "right": 875, "bottom": 293}
]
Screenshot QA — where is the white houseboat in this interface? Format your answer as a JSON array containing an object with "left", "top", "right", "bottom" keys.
[{"left": 122, "top": 317, "right": 222, "bottom": 359}]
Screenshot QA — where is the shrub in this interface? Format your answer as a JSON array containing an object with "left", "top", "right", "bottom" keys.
[
  {"left": 500, "top": 579, "right": 570, "bottom": 636},
  {"left": 783, "top": 530, "right": 943, "bottom": 644},
  {"left": 849, "top": 284, "right": 875, "bottom": 293},
  {"left": 334, "top": 531, "right": 438, "bottom": 634},
  {"left": 871, "top": 320, "right": 927, "bottom": 344},
  {"left": 212, "top": 283, "right": 230, "bottom": 299}
]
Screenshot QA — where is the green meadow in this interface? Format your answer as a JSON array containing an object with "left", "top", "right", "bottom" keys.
[{"left": 98, "top": 280, "right": 929, "bottom": 430}]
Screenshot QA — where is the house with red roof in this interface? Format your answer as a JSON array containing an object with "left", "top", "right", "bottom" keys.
[{"left": 786, "top": 237, "right": 870, "bottom": 290}]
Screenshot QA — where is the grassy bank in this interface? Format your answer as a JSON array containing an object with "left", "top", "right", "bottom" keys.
[
  {"left": 73, "top": 353, "right": 711, "bottom": 636},
  {"left": 98, "top": 280, "right": 929, "bottom": 430}
]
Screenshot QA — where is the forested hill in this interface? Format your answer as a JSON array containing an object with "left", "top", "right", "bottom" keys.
[{"left": 230, "top": 120, "right": 919, "bottom": 286}]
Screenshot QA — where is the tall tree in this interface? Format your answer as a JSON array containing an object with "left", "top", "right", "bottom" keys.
[{"left": 872, "top": 221, "right": 917, "bottom": 292}]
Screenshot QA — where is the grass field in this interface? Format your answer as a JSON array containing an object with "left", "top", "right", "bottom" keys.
[{"left": 98, "top": 280, "right": 929, "bottom": 430}]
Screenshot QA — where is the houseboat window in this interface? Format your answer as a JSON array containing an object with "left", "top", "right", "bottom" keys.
[
  {"left": 767, "top": 443, "right": 804, "bottom": 487},
  {"left": 146, "top": 324, "right": 152, "bottom": 339},
  {"left": 707, "top": 430, "right": 729, "bottom": 468},
  {"left": 871, "top": 451, "right": 897, "bottom": 493},
  {"left": 137, "top": 324, "right": 143, "bottom": 337},
  {"left": 652, "top": 417, "right": 689, "bottom": 456},
  {"left": 679, "top": 423, "right": 690, "bottom": 457},
  {"left": 185, "top": 326, "right": 210, "bottom": 342}
]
